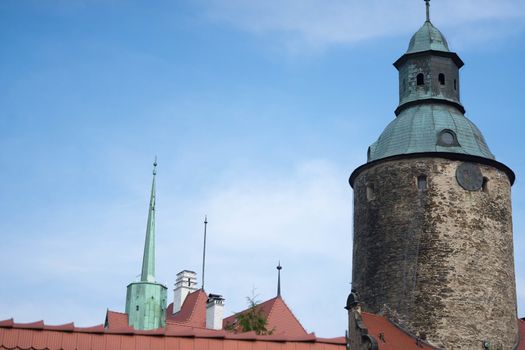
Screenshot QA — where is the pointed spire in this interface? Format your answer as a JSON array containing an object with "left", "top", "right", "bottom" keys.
[
  {"left": 140, "top": 157, "right": 157, "bottom": 283},
  {"left": 276, "top": 261, "right": 282, "bottom": 297},
  {"left": 425, "top": 0, "right": 431, "bottom": 22}
]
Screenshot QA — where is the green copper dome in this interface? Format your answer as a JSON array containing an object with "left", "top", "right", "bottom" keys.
[
  {"left": 368, "top": 105, "right": 494, "bottom": 162},
  {"left": 407, "top": 21, "right": 449, "bottom": 53}
]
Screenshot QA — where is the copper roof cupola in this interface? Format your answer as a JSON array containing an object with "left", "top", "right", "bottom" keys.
[{"left": 364, "top": 0, "right": 504, "bottom": 166}]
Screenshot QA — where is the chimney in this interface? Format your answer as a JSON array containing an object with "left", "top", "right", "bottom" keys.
[
  {"left": 206, "top": 294, "right": 225, "bottom": 330},
  {"left": 173, "top": 270, "right": 197, "bottom": 314}
]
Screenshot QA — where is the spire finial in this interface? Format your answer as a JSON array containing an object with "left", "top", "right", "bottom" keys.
[
  {"left": 202, "top": 215, "right": 208, "bottom": 290},
  {"left": 425, "top": 0, "right": 430, "bottom": 22},
  {"left": 276, "top": 261, "right": 282, "bottom": 297},
  {"left": 153, "top": 156, "right": 157, "bottom": 175}
]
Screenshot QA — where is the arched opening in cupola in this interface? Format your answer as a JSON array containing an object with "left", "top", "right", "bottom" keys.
[
  {"left": 439, "top": 73, "right": 445, "bottom": 85},
  {"left": 417, "top": 73, "right": 425, "bottom": 86}
]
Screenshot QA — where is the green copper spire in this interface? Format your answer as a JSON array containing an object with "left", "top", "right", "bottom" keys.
[
  {"left": 125, "top": 158, "right": 167, "bottom": 330},
  {"left": 141, "top": 158, "right": 157, "bottom": 283}
]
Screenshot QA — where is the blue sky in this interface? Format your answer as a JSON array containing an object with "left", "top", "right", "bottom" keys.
[{"left": 0, "top": 0, "right": 524, "bottom": 338}]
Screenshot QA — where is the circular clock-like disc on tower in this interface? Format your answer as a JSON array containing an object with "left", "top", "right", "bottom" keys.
[{"left": 456, "top": 162, "right": 483, "bottom": 191}]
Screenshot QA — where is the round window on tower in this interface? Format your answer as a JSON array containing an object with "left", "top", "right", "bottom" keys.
[{"left": 437, "top": 129, "right": 459, "bottom": 147}]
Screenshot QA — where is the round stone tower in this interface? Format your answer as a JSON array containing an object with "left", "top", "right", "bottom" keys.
[{"left": 349, "top": 6, "right": 518, "bottom": 350}]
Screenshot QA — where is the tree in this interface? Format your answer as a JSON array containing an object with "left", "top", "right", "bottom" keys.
[{"left": 225, "top": 294, "right": 274, "bottom": 335}]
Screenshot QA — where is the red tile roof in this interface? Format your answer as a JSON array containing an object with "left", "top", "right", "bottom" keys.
[
  {"left": 0, "top": 320, "right": 345, "bottom": 350},
  {"left": 104, "top": 311, "right": 133, "bottom": 333},
  {"left": 518, "top": 318, "right": 525, "bottom": 350},
  {"left": 2, "top": 314, "right": 522, "bottom": 349},
  {"left": 361, "top": 312, "right": 437, "bottom": 350},
  {"left": 165, "top": 289, "right": 207, "bottom": 328},
  {"left": 360, "top": 313, "right": 525, "bottom": 349},
  {"left": 223, "top": 296, "right": 309, "bottom": 337}
]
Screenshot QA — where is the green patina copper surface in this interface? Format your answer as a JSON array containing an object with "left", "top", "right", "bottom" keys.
[
  {"left": 125, "top": 160, "right": 167, "bottom": 330},
  {"left": 368, "top": 104, "right": 494, "bottom": 161},
  {"left": 367, "top": 16, "right": 494, "bottom": 163},
  {"left": 141, "top": 162, "right": 157, "bottom": 283},
  {"left": 125, "top": 282, "right": 167, "bottom": 330},
  {"left": 407, "top": 21, "right": 449, "bottom": 54}
]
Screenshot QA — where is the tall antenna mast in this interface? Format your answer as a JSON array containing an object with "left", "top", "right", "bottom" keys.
[
  {"left": 276, "top": 261, "right": 282, "bottom": 297},
  {"left": 201, "top": 215, "right": 208, "bottom": 290}
]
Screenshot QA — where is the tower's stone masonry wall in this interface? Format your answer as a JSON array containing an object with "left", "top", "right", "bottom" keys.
[{"left": 352, "top": 157, "right": 518, "bottom": 349}]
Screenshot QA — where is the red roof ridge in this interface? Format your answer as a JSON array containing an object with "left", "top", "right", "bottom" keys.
[
  {"left": 0, "top": 319, "right": 13, "bottom": 328},
  {"left": 0, "top": 320, "right": 112, "bottom": 333},
  {"left": 11, "top": 320, "right": 44, "bottom": 330},
  {"left": 105, "top": 327, "right": 135, "bottom": 334},
  {"left": 315, "top": 336, "right": 346, "bottom": 345},
  {"left": 44, "top": 322, "right": 75, "bottom": 331},
  {"left": 75, "top": 324, "right": 105, "bottom": 333}
]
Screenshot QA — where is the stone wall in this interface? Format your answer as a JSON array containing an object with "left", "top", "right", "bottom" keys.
[{"left": 352, "top": 157, "right": 518, "bottom": 349}]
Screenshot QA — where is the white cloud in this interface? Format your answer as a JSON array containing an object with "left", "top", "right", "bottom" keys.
[
  {"left": 199, "top": 0, "right": 525, "bottom": 51},
  {"left": 202, "top": 159, "right": 351, "bottom": 257}
]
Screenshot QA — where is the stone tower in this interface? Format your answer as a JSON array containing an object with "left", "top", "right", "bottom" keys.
[
  {"left": 125, "top": 160, "right": 168, "bottom": 330},
  {"left": 349, "top": 3, "right": 518, "bottom": 349}
]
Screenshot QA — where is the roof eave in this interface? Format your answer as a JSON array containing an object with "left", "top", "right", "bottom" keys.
[
  {"left": 395, "top": 98, "right": 465, "bottom": 116},
  {"left": 349, "top": 152, "right": 515, "bottom": 188},
  {"left": 394, "top": 50, "right": 464, "bottom": 70}
]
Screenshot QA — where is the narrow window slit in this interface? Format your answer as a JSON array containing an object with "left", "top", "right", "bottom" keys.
[
  {"left": 366, "top": 184, "right": 375, "bottom": 201},
  {"left": 482, "top": 177, "right": 489, "bottom": 193},
  {"left": 417, "top": 175, "right": 428, "bottom": 191}
]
